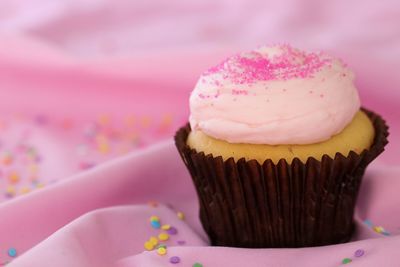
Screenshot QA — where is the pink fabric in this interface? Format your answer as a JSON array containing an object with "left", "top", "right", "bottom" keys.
[{"left": 0, "top": 0, "right": 399, "bottom": 266}]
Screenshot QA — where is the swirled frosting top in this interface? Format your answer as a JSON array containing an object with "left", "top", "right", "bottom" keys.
[{"left": 189, "top": 44, "right": 360, "bottom": 145}]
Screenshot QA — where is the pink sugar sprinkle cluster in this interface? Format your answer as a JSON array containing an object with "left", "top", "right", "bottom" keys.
[
  {"left": 232, "top": 89, "right": 248, "bottom": 95},
  {"left": 203, "top": 45, "right": 332, "bottom": 84}
]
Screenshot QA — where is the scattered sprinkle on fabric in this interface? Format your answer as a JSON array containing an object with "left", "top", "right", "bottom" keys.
[
  {"left": 149, "top": 236, "right": 158, "bottom": 246},
  {"left": 364, "top": 219, "right": 391, "bottom": 236},
  {"left": 161, "top": 224, "right": 171, "bottom": 230},
  {"left": 151, "top": 220, "right": 161, "bottom": 229},
  {"left": 169, "top": 256, "right": 180, "bottom": 264},
  {"left": 157, "top": 247, "right": 167, "bottom": 256},
  {"left": 150, "top": 216, "right": 160, "bottom": 222},
  {"left": 144, "top": 241, "right": 154, "bottom": 251},
  {"left": 354, "top": 249, "right": 365, "bottom": 257},
  {"left": 167, "top": 227, "right": 178, "bottom": 235},
  {"left": 7, "top": 248, "right": 17, "bottom": 257},
  {"left": 0, "top": 112, "right": 179, "bottom": 203},
  {"left": 342, "top": 258, "right": 352, "bottom": 264},
  {"left": 177, "top": 211, "right": 185, "bottom": 220},
  {"left": 158, "top": 233, "right": 169, "bottom": 241}
]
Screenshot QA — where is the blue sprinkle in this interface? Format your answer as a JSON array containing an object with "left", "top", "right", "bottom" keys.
[
  {"left": 8, "top": 248, "right": 17, "bottom": 257},
  {"left": 151, "top": 220, "right": 161, "bottom": 229},
  {"left": 382, "top": 231, "right": 391, "bottom": 236},
  {"left": 363, "top": 219, "right": 373, "bottom": 227}
]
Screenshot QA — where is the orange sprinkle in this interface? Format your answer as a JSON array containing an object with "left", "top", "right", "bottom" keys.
[{"left": 8, "top": 171, "right": 20, "bottom": 184}]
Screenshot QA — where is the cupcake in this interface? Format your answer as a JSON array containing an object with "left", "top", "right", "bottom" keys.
[{"left": 175, "top": 44, "right": 388, "bottom": 248}]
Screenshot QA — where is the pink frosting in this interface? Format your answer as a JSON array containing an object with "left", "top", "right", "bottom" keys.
[{"left": 189, "top": 45, "right": 361, "bottom": 145}]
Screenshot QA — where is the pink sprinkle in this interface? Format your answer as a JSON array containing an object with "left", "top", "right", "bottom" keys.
[
  {"left": 34, "top": 114, "right": 48, "bottom": 125},
  {"left": 198, "top": 93, "right": 207, "bottom": 99},
  {"left": 203, "top": 45, "right": 333, "bottom": 85},
  {"left": 232, "top": 89, "right": 248, "bottom": 95},
  {"left": 79, "top": 162, "right": 95, "bottom": 170}
]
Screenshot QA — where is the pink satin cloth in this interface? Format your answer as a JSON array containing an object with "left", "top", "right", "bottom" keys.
[{"left": 0, "top": 0, "right": 399, "bottom": 266}]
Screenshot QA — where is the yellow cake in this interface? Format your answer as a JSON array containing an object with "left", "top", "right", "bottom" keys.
[{"left": 187, "top": 111, "right": 374, "bottom": 163}]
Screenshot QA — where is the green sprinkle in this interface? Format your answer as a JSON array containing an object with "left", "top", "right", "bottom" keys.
[
  {"left": 193, "top": 263, "right": 203, "bottom": 267},
  {"left": 342, "top": 258, "right": 352, "bottom": 264}
]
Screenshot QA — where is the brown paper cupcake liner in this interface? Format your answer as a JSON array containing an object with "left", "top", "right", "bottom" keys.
[{"left": 174, "top": 108, "right": 388, "bottom": 248}]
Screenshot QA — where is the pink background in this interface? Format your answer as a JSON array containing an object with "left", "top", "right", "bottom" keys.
[{"left": 0, "top": 0, "right": 399, "bottom": 266}]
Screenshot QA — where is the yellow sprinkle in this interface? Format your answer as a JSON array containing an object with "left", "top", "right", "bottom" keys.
[
  {"left": 98, "top": 115, "right": 110, "bottom": 126},
  {"left": 95, "top": 134, "right": 110, "bottom": 154},
  {"left": 8, "top": 172, "right": 20, "bottom": 184},
  {"left": 29, "top": 164, "right": 38, "bottom": 174},
  {"left": 141, "top": 116, "right": 151, "bottom": 128},
  {"left": 161, "top": 224, "right": 171, "bottom": 230},
  {"left": 20, "top": 187, "right": 30, "bottom": 194},
  {"left": 96, "top": 138, "right": 109, "bottom": 153},
  {"left": 149, "top": 236, "right": 158, "bottom": 246},
  {"left": 177, "top": 211, "right": 185, "bottom": 220},
  {"left": 159, "top": 114, "right": 173, "bottom": 131},
  {"left": 162, "top": 114, "right": 172, "bottom": 125},
  {"left": 144, "top": 241, "right": 154, "bottom": 251},
  {"left": 373, "top": 226, "right": 384, "bottom": 233},
  {"left": 36, "top": 183, "right": 45, "bottom": 189},
  {"left": 150, "top": 215, "right": 160, "bottom": 222},
  {"left": 157, "top": 247, "right": 167, "bottom": 256},
  {"left": 124, "top": 116, "right": 135, "bottom": 128},
  {"left": 6, "top": 186, "right": 15, "bottom": 196},
  {"left": 158, "top": 233, "right": 169, "bottom": 241},
  {"left": 98, "top": 142, "right": 109, "bottom": 154}
]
